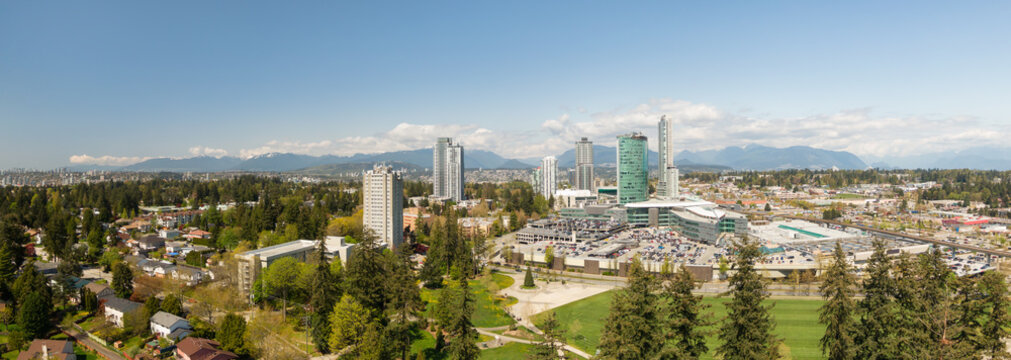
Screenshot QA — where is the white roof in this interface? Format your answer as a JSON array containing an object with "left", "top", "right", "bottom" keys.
[
  {"left": 623, "top": 199, "right": 713, "bottom": 209},
  {"left": 554, "top": 189, "right": 594, "bottom": 197}
]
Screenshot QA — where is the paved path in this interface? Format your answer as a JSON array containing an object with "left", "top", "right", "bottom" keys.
[
  {"left": 63, "top": 325, "right": 126, "bottom": 360},
  {"left": 475, "top": 327, "right": 591, "bottom": 359}
]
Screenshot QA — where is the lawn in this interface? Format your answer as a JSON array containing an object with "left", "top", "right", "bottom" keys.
[
  {"left": 480, "top": 342, "right": 532, "bottom": 360},
  {"left": 422, "top": 275, "right": 516, "bottom": 328},
  {"left": 74, "top": 344, "right": 100, "bottom": 360},
  {"left": 533, "top": 291, "right": 827, "bottom": 360}
]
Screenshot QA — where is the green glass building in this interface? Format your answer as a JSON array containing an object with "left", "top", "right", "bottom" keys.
[{"left": 617, "top": 133, "right": 648, "bottom": 204}]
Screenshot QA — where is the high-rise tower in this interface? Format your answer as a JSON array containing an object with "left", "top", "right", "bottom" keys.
[
  {"left": 363, "top": 164, "right": 403, "bottom": 249},
  {"left": 617, "top": 133, "right": 648, "bottom": 204},
  {"left": 433, "top": 137, "right": 465, "bottom": 201},
  {"left": 575, "top": 137, "right": 594, "bottom": 191},
  {"left": 540, "top": 156, "right": 558, "bottom": 198},
  {"left": 657, "top": 115, "right": 680, "bottom": 199}
]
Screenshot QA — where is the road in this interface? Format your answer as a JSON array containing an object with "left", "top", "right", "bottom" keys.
[
  {"left": 475, "top": 327, "right": 592, "bottom": 359},
  {"left": 63, "top": 325, "right": 127, "bottom": 360}
]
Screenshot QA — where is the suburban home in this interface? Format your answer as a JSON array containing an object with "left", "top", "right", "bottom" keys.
[
  {"left": 150, "top": 311, "right": 192, "bottom": 339},
  {"left": 33, "top": 261, "right": 58, "bottom": 276},
  {"left": 142, "top": 261, "right": 176, "bottom": 278},
  {"left": 159, "top": 229, "right": 181, "bottom": 239},
  {"left": 175, "top": 337, "right": 238, "bottom": 360},
  {"left": 165, "top": 241, "right": 188, "bottom": 254},
  {"left": 183, "top": 230, "right": 211, "bottom": 240},
  {"left": 138, "top": 235, "right": 167, "bottom": 251},
  {"left": 172, "top": 265, "right": 207, "bottom": 286},
  {"left": 17, "top": 339, "right": 74, "bottom": 360},
  {"left": 103, "top": 297, "right": 142, "bottom": 327},
  {"left": 84, "top": 282, "right": 116, "bottom": 300}
]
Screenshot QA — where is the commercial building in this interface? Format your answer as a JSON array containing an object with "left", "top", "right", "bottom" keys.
[
  {"left": 540, "top": 156, "right": 557, "bottom": 198},
  {"left": 363, "top": 164, "right": 404, "bottom": 249},
  {"left": 575, "top": 137, "right": 595, "bottom": 191},
  {"left": 553, "top": 189, "right": 597, "bottom": 210},
  {"left": 617, "top": 133, "right": 648, "bottom": 204},
  {"left": 657, "top": 115, "right": 680, "bottom": 199},
  {"left": 433, "top": 137, "right": 465, "bottom": 201},
  {"left": 624, "top": 199, "right": 748, "bottom": 245}
]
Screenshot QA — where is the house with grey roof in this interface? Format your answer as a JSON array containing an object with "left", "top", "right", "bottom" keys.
[
  {"left": 150, "top": 311, "right": 191, "bottom": 339},
  {"left": 103, "top": 297, "right": 142, "bottom": 327}
]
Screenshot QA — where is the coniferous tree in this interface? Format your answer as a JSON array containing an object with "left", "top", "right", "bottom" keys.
[
  {"left": 17, "top": 291, "right": 51, "bottom": 339},
  {"left": 218, "top": 313, "right": 248, "bottom": 356},
  {"left": 161, "top": 293, "right": 183, "bottom": 316},
  {"left": 344, "top": 231, "right": 389, "bottom": 314},
  {"left": 446, "top": 278, "right": 479, "bottom": 360},
  {"left": 528, "top": 311, "right": 565, "bottom": 360},
  {"left": 112, "top": 262, "right": 134, "bottom": 299},
  {"left": 386, "top": 245, "right": 423, "bottom": 360},
  {"left": 854, "top": 240, "right": 897, "bottom": 359},
  {"left": 309, "top": 239, "right": 340, "bottom": 353},
  {"left": 973, "top": 271, "right": 1011, "bottom": 358},
  {"left": 658, "top": 264, "right": 711, "bottom": 360},
  {"left": 717, "top": 237, "right": 778, "bottom": 360},
  {"left": 523, "top": 266, "right": 535, "bottom": 288},
  {"left": 819, "top": 242, "right": 857, "bottom": 360},
  {"left": 598, "top": 257, "right": 662, "bottom": 360}
]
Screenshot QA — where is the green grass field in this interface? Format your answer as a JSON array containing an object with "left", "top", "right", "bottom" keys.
[
  {"left": 422, "top": 274, "right": 516, "bottom": 328},
  {"left": 533, "top": 291, "right": 827, "bottom": 360},
  {"left": 480, "top": 342, "right": 532, "bottom": 359}
]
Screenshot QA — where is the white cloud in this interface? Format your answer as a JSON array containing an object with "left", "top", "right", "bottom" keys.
[
  {"left": 238, "top": 140, "right": 334, "bottom": 158},
  {"left": 188, "top": 146, "right": 229, "bottom": 158},
  {"left": 69, "top": 154, "right": 153, "bottom": 166}
]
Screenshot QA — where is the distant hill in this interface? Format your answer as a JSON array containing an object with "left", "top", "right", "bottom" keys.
[
  {"left": 864, "top": 147, "right": 1011, "bottom": 170},
  {"left": 294, "top": 161, "right": 425, "bottom": 176},
  {"left": 675, "top": 145, "right": 868, "bottom": 170},
  {"left": 120, "top": 156, "right": 243, "bottom": 172},
  {"left": 105, "top": 144, "right": 868, "bottom": 173}
]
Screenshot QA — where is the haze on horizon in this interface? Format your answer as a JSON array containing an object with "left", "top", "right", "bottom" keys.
[{"left": 2, "top": 1, "right": 1010, "bottom": 169}]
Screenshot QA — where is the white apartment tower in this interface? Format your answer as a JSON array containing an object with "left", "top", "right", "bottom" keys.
[
  {"left": 575, "top": 137, "right": 594, "bottom": 191},
  {"left": 540, "top": 156, "right": 558, "bottom": 199},
  {"left": 433, "top": 137, "right": 465, "bottom": 201},
  {"left": 657, "top": 115, "right": 680, "bottom": 199},
  {"left": 363, "top": 164, "right": 404, "bottom": 249}
]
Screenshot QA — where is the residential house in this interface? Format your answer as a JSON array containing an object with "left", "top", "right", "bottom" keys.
[
  {"left": 84, "top": 282, "right": 115, "bottom": 300},
  {"left": 165, "top": 241, "right": 188, "bottom": 255},
  {"left": 175, "top": 338, "right": 238, "bottom": 360},
  {"left": 159, "top": 229, "right": 181, "bottom": 239},
  {"left": 183, "top": 230, "right": 211, "bottom": 240},
  {"left": 103, "top": 297, "right": 142, "bottom": 327},
  {"left": 17, "top": 339, "right": 74, "bottom": 360},
  {"left": 137, "top": 235, "right": 167, "bottom": 251},
  {"left": 158, "top": 210, "right": 202, "bottom": 229},
  {"left": 150, "top": 311, "right": 192, "bottom": 339},
  {"left": 172, "top": 265, "right": 207, "bottom": 286}
]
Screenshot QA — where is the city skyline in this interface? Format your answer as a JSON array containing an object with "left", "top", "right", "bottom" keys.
[{"left": 3, "top": 2, "right": 1011, "bottom": 168}]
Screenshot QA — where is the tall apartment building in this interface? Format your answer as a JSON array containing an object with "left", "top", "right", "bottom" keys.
[
  {"left": 657, "top": 115, "right": 680, "bottom": 199},
  {"left": 540, "top": 156, "right": 558, "bottom": 198},
  {"left": 433, "top": 137, "right": 465, "bottom": 201},
  {"left": 363, "top": 164, "right": 404, "bottom": 249},
  {"left": 617, "top": 133, "right": 648, "bottom": 204},
  {"left": 575, "top": 137, "right": 595, "bottom": 191}
]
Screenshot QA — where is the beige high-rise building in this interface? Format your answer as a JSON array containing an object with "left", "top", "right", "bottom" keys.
[
  {"left": 657, "top": 115, "right": 680, "bottom": 199},
  {"left": 433, "top": 137, "right": 465, "bottom": 201},
  {"left": 575, "top": 137, "right": 594, "bottom": 191},
  {"left": 363, "top": 164, "right": 404, "bottom": 249}
]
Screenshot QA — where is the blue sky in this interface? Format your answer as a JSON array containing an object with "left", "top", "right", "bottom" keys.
[{"left": 2, "top": 1, "right": 1010, "bottom": 168}]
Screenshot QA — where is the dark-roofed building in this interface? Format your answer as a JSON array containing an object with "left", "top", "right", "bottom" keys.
[
  {"left": 175, "top": 337, "right": 238, "bottom": 360},
  {"left": 84, "top": 282, "right": 115, "bottom": 300},
  {"left": 17, "top": 339, "right": 74, "bottom": 360},
  {"left": 138, "top": 235, "right": 167, "bottom": 251}
]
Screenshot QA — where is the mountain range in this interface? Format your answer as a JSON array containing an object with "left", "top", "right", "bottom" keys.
[
  {"left": 863, "top": 147, "right": 1011, "bottom": 170},
  {"left": 86, "top": 144, "right": 875, "bottom": 173}
]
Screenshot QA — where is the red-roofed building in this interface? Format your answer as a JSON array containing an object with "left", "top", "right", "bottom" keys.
[{"left": 175, "top": 338, "right": 238, "bottom": 360}]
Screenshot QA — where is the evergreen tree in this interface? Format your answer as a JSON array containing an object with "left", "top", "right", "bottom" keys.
[
  {"left": 161, "top": 293, "right": 183, "bottom": 316},
  {"left": 309, "top": 239, "right": 340, "bottom": 353},
  {"left": 17, "top": 291, "right": 51, "bottom": 339},
  {"left": 717, "top": 237, "right": 778, "bottom": 360},
  {"left": 112, "top": 262, "right": 134, "bottom": 299},
  {"left": 658, "top": 264, "right": 711, "bottom": 359},
  {"left": 386, "top": 245, "right": 424, "bottom": 360},
  {"left": 144, "top": 296, "right": 162, "bottom": 319},
  {"left": 218, "top": 313, "right": 248, "bottom": 356},
  {"left": 344, "top": 231, "right": 390, "bottom": 314},
  {"left": 598, "top": 257, "right": 662, "bottom": 360},
  {"left": 523, "top": 267, "right": 535, "bottom": 288},
  {"left": 528, "top": 312, "right": 565, "bottom": 360},
  {"left": 819, "top": 242, "right": 857, "bottom": 360},
  {"left": 854, "top": 240, "right": 897, "bottom": 359},
  {"left": 446, "top": 278, "right": 479, "bottom": 360},
  {"left": 973, "top": 271, "right": 1011, "bottom": 358}
]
